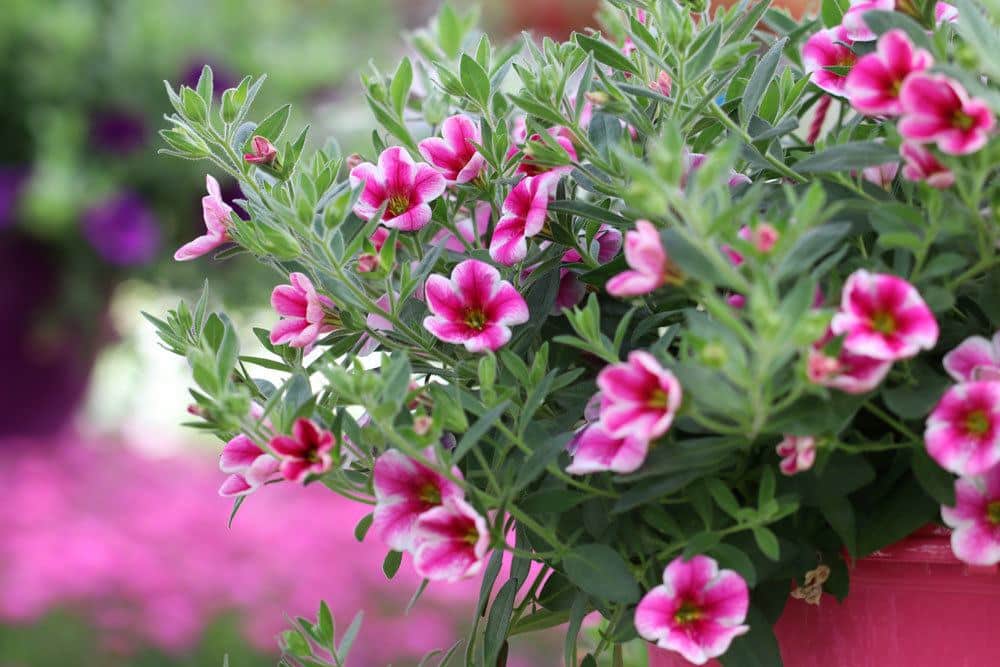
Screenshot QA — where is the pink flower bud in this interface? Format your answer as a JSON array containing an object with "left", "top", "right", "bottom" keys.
[
  {"left": 650, "top": 71, "right": 672, "bottom": 96},
  {"left": 346, "top": 153, "right": 365, "bottom": 170},
  {"left": 752, "top": 224, "right": 779, "bottom": 253},
  {"left": 413, "top": 415, "right": 433, "bottom": 436},
  {"left": 357, "top": 253, "right": 380, "bottom": 273},
  {"left": 244, "top": 135, "right": 277, "bottom": 164}
]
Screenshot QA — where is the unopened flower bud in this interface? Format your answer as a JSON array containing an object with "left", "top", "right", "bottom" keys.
[
  {"left": 346, "top": 153, "right": 365, "bottom": 171},
  {"left": 187, "top": 404, "right": 206, "bottom": 417},
  {"left": 244, "top": 135, "right": 277, "bottom": 164},
  {"left": 357, "top": 253, "right": 380, "bottom": 273},
  {"left": 413, "top": 415, "right": 433, "bottom": 436},
  {"left": 650, "top": 71, "right": 672, "bottom": 97},
  {"left": 701, "top": 342, "right": 728, "bottom": 368},
  {"left": 752, "top": 224, "right": 779, "bottom": 254}
]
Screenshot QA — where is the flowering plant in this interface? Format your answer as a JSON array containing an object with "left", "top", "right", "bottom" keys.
[{"left": 149, "top": 1, "right": 1000, "bottom": 664}]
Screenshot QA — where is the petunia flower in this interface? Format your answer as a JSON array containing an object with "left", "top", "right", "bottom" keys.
[
  {"left": 807, "top": 329, "right": 893, "bottom": 394},
  {"left": 844, "top": 29, "right": 932, "bottom": 116},
  {"left": 830, "top": 270, "right": 938, "bottom": 361},
  {"left": 944, "top": 333, "right": 1000, "bottom": 382},
  {"left": 606, "top": 220, "right": 677, "bottom": 298},
  {"left": 802, "top": 26, "right": 856, "bottom": 96},
  {"left": 926, "top": 381, "right": 1000, "bottom": 476},
  {"left": 565, "top": 423, "right": 650, "bottom": 474},
  {"left": 899, "top": 74, "right": 996, "bottom": 155},
  {"left": 635, "top": 555, "right": 750, "bottom": 665},
  {"left": 268, "top": 418, "right": 336, "bottom": 484},
  {"left": 489, "top": 173, "right": 556, "bottom": 266},
  {"left": 432, "top": 202, "right": 491, "bottom": 252},
  {"left": 217, "top": 434, "right": 280, "bottom": 497},
  {"left": 372, "top": 448, "right": 464, "bottom": 552},
  {"left": 244, "top": 135, "right": 277, "bottom": 164},
  {"left": 776, "top": 435, "right": 817, "bottom": 476},
  {"left": 174, "top": 175, "right": 233, "bottom": 261},
  {"left": 941, "top": 466, "right": 1000, "bottom": 566},
  {"left": 423, "top": 259, "right": 530, "bottom": 353},
  {"left": 417, "top": 114, "right": 487, "bottom": 184},
  {"left": 507, "top": 126, "right": 577, "bottom": 178},
  {"left": 597, "top": 350, "right": 682, "bottom": 442},
  {"left": 841, "top": 0, "right": 894, "bottom": 41},
  {"left": 349, "top": 146, "right": 447, "bottom": 231},
  {"left": 900, "top": 142, "right": 955, "bottom": 189},
  {"left": 412, "top": 497, "right": 491, "bottom": 582},
  {"left": 269, "top": 272, "right": 337, "bottom": 353}
]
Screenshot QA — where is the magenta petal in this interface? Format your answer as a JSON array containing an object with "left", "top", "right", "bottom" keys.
[
  {"left": 219, "top": 435, "right": 264, "bottom": 473},
  {"left": 634, "top": 586, "right": 675, "bottom": 642},
  {"left": 218, "top": 474, "right": 253, "bottom": 497},
  {"left": 269, "top": 318, "right": 307, "bottom": 346},
  {"left": 490, "top": 215, "right": 528, "bottom": 266},
  {"left": 174, "top": 234, "right": 226, "bottom": 261}
]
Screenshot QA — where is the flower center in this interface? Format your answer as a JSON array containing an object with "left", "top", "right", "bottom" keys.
[
  {"left": 953, "top": 111, "right": 974, "bottom": 131},
  {"left": 870, "top": 311, "right": 897, "bottom": 334},
  {"left": 387, "top": 194, "right": 410, "bottom": 216},
  {"left": 987, "top": 501, "right": 1000, "bottom": 525},
  {"left": 464, "top": 527, "right": 480, "bottom": 545},
  {"left": 464, "top": 308, "right": 488, "bottom": 331},
  {"left": 419, "top": 484, "right": 442, "bottom": 505},
  {"left": 673, "top": 601, "right": 703, "bottom": 625},
  {"left": 647, "top": 388, "right": 669, "bottom": 409},
  {"left": 965, "top": 409, "right": 991, "bottom": 436}
]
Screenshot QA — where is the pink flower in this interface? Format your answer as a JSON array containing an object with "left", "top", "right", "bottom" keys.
[
  {"left": 174, "top": 175, "right": 232, "bottom": 261},
  {"left": 431, "top": 202, "right": 491, "bottom": 252},
  {"left": 861, "top": 161, "right": 900, "bottom": 189},
  {"left": 841, "top": 0, "right": 894, "bottom": 41},
  {"left": 926, "top": 381, "right": 1000, "bottom": 476},
  {"left": 565, "top": 423, "right": 650, "bottom": 474},
  {"left": 776, "top": 435, "right": 817, "bottom": 476},
  {"left": 217, "top": 435, "right": 280, "bottom": 497},
  {"left": 412, "top": 497, "right": 490, "bottom": 582},
  {"left": 899, "top": 74, "right": 996, "bottom": 155},
  {"left": 844, "top": 30, "right": 932, "bottom": 116},
  {"left": 370, "top": 227, "right": 391, "bottom": 252},
  {"left": 349, "top": 146, "right": 447, "bottom": 231},
  {"left": 423, "top": 259, "right": 530, "bottom": 353},
  {"left": 372, "top": 448, "right": 464, "bottom": 552},
  {"left": 597, "top": 351, "right": 682, "bottom": 442},
  {"left": 830, "top": 270, "right": 938, "bottom": 361},
  {"left": 807, "top": 329, "right": 893, "bottom": 394},
  {"left": 417, "top": 114, "right": 487, "bottom": 184},
  {"left": 802, "top": 27, "right": 856, "bottom": 96},
  {"left": 651, "top": 71, "right": 673, "bottom": 96},
  {"left": 683, "top": 152, "right": 752, "bottom": 189},
  {"left": 490, "top": 173, "right": 556, "bottom": 266},
  {"left": 269, "top": 272, "right": 337, "bottom": 353},
  {"left": 358, "top": 293, "right": 396, "bottom": 356},
  {"left": 606, "top": 220, "right": 676, "bottom": 297},
  {"left": 941, "top": 466, "right": 1000, "bottom": 566},
  {"left": 936, "top": 1, "right": 959, "bottom": 24},
  {"left": 900, "top": 142, "right": 955, "bottom": 189},
  {"left": 507, "top": 127, "right": 577, "bottom": 178},
  {"left": 244, "top": 135, "right": 277, "bottom": 164},
  {"left": 554, "top": 225, "right": 623, "bottom": 313},
  {"left": 268, "top": 418, "right": 336, "bottom": 483},
  {"left": 635, "top": 555, "right": 750, "bottom": 665},
  {"left": 944, "top": 333, "right": 1000, "bottom": 382}
]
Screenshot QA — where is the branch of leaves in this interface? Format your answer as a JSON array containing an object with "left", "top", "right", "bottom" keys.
[
  {"left": 279, "top": 602, "right": 362, "bottom": 667},
  {"left": 553, "top": 294, "right": 634, "bottom": 365}
]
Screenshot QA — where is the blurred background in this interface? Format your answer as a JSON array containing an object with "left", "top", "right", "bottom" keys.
[{"left": 0, "top": 1, "right": 603, "bottom": 665}]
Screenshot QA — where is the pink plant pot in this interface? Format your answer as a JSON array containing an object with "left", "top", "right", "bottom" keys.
[{"left": 648, "top": 526, "right": 1000, "bottom": 666}]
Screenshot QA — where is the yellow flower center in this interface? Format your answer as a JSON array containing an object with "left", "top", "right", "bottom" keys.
[
  {"left": 464, "top": 308, "right": 487, "bottom": 331},
  {"left": 419, "top": 484, "right": 442, "bottom": 505},
  {"left": 953, "top": 111, "right": 974, "bottom": 131},
  {"left": 647, "top": 388, "right": 669, "bottom": 409},
  {"left": 871, "top": 311, "right": 897, "bottom": 334},
  {"left": 987, "top": 501, "right": 1000, "bottom": 525},
  {"left": 388, "top": 194, "right": 410, "bottom": 216},
  {"left": 966, "top": 409, "right": 991, "bottom": 436},
  {"left": 674, "top": 601, "right": 703, "bottom": 625},
  {"left": 464, "top": 528, "right": 480, "bottom": 545}
]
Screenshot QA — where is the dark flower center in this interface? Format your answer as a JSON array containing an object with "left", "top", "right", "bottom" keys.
[
  {"left": 870, "top": 310, "right": 897, "bottom": 334},
  {"left": 987, "top": 501, "right": 1000, "bottom": 525},
  {"left": 953, "top": 111, "right": 974, "bottom": 131},
  {"left": 674, "top": 601, "right": 703, "bottom": 625},
  {"left": 387, "top": 194, "right": 410, "bottom": 216},
  {"left": 419, "top": 483, "right": 442, "bottom": 505},
  {"left": 647, "top": 388, "right": 669, "bottom": 409},
  {"left": 464, "top": 308, "right": 488, "bottom": 331},
  {"left": 965, "top": 409, "right": 991, "bottom": 436}
]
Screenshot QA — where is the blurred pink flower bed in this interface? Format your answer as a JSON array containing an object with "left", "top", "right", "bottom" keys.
[{"left": 0, "top": 435, "right": 544, "bottom": 664}]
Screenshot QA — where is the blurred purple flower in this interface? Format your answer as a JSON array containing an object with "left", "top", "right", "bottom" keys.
[
  {"left": 81, "top": 192, "right": 161, "bottom": 266},
  {"left": 89, "top": 109, "right": 148, "bottom": 155},
  {"left": 0, "top": 166, "right": 29, "bottom": 229},
  {"left": 180, "top": 59, "right": 238, "bottom": 97}
]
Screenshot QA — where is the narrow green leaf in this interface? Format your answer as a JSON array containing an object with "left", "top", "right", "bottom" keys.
[
  {"left": 354, "top": 513, "right": 374, "bottom": 542},
  {"left": 382, "top": 550, "right": 403, "bottom": 580},
  {"left": 483, "top": 578, "right": 518, "bottom": 665},
  {"left": 575, "top": 33, "right": 637, "bottom": 74},
  {"left": 254, "top": 104, "right": 292, "bottom": 143},
  {"left": 741, "top": 38, "right": 787, "bottom": 126},
  {"left": 390, "top": 57, "right": 413, "bottom": 116},
  {"left": 453, "top": 400, "right": 510, "bottom": 463},
  {"left": 460, "top": 54, "right": 491, "bottom": 106}
]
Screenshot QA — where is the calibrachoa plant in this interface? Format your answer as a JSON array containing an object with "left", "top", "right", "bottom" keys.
[{"left": 147, "top": 1, "right": 1000, "bottom": 664}]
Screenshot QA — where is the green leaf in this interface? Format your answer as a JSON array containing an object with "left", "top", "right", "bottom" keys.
[
  {"left": 719, "top": 605, "right": 782, "bottom": 667},
  {"left": 683, "top": 530, "right": 722, "bottom": 558},
  {"left": 776, "top": 222, "right": 851, "bottom": 281},
  {"left": 794, "top": 141, "right": 900, "bottom": 173},
  {"left": 483, "top": 578, "right": 518, "bottom": 665},
  {"left": 661, "top": 228, "right": 741, "bottom": 289},
  {"left": 752, "top": 526, "right": 781, "bottom": 560},
  {"left": 912, "top": 447, "right": 956, "bottom": 507},
  {"left": 687, "top": 23, "right": 722, "bottom": 81},
  {"left": 437, "top": 3, "right": 463, "bottom": 58},
  {"left": 612, "top": 469, "right": 709, "bottom": 513},
  {"left": 859, "top": 10, "right": 934, "bottom": 50},
  {"left": 476, "top": 549, "right": 505, "bottom": 616},
  {"left": 741, "top": 38, "right": 787, "bottom": 126},
  {"left": 514, "top": 432, "right": 571, "bottom": 491},
  {"left": 707, "top": 478, "right": 742, "bottom": 517},
  {"left": 337, "top": 611, "right": 363, "bottom": 661},
  {"left": 382, "top": 550, "right": 403, "bottom": 580},
  {"left": 195, "top": 65, "right": 214, "bottom": 107},
  {"left": 254, "top": 104, "right": 292, "bottom": 143},
  {"left": 562, "top": 544, "right": 640, "bottom": 603},
  {"left": 954, "top": 0, "right": 1000, "bottom": 79},
  {"left": 390, "top": 58, "right": 413, "bottom": 116},
  {"left": 709, "top": 543, "right": 758, "bottom": 586},
  {"left": 563, "top": 593, "right": 589, "bottom": 667},
  {"left": 575, "top": 33, "right": 637, "bottom": 74},
  {"left": 820, "top": 496, "right": 858, "bottom": 557},
  {"left": 460, "top": 54, "right": 491, "bottom": 106},
  {"left": 856, "top": 476, "right": 938, "bottom": 555},
  {"left": 317, "top": 601, "right": 334, "bottom": 646},
  {"left": 548, "top": 200, "right": 632, "bottom": 229},
  {"left": 821, "top": 0, "right": 846, "bottom": 27},
  {"left": 354, "top": 513, "right": 374, "bottom": 542},
  {"left": 453, "top": 400, "right": 510, "bottom": 463}
]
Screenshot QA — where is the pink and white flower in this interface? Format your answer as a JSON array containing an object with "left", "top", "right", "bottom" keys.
[
  {"left": 899, "top": 74, "right": 996, "bottom": 155},
  {"left": 606, "top": 220, "right": 677, "bottom": 297},
  {"left": 776, "top": 435, "right": 818, "bottom": 476},
  {"left": 565, "top": 423, "right": 650, "bottom": 475},
  {"left": 417, "top": 114, "right": 487, "bottom": 184},
  {"left": 841, "top": 0, "right": 894, "bottom": 41},
  {"left": 358, "top": 293, "right": 396, "bottom": 356},
  {"left": 244, "top": 135, "right": 277, "bottom": 165},
  {"left": 269, "top": 272, "right": 337, "bottom": 353},
  {"left": 412, "top": 497, "right": 490, "bottom": 582},
  {"left": 635, "top": 555, "right": 750, "bottom": 666},
  {"left": 844, "top": 30, "right": 932, "bottom": 116},
  {"left": 432, "top": 202, "right": 491, "bottom": 252},
  {"left": 268, "top": 418, "right": 336, "bottom": 484},
  {"left": 597, "top": 351, "right": 682, "bottom": 442},
  {"left": 900, "top": 142, "right": 955, "bottom": 189},
  {"left": 926, "top": 381, "right": 1000, "bottom": 476},
  {"left": 423, "top": 259, "right": 530, "bottom": 353},
  {"left": 941, "top": 466, "right": 1000, "bottom": 566},
  {"left": 807, "top": 329, "right": 893, "bottom": 394},
  {"left": 217, "top": 434, "right": 280, "bottom": 497},
  {"left": 507, "top": 126, "right": 577, "bottom": 178},
  {"left": 490, "top": 173, "right": 556, "bottom": 266},
  {"left": 349, "top": 146, "right": 447, "bottom": 231},
  {"left": 830, "top": 270, "right": 938, "bottom": 361},
  {"left": 936, "top": 1, "right": 959, "bottom": 24},
  {"left": 174, "top": 175, "right": 233, "bottom": 261},
  {"left": 372, "top": 448, "right": 464, "bottom": 552},
  {"left": 861, "top": 161, "right": 900, "bottom": 189},
  {"left": 802, "top": 27, "right": 856, "bottom": 96},
  {"left": 944, "top": 333, "right": 1000, "bottom": 382}
]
